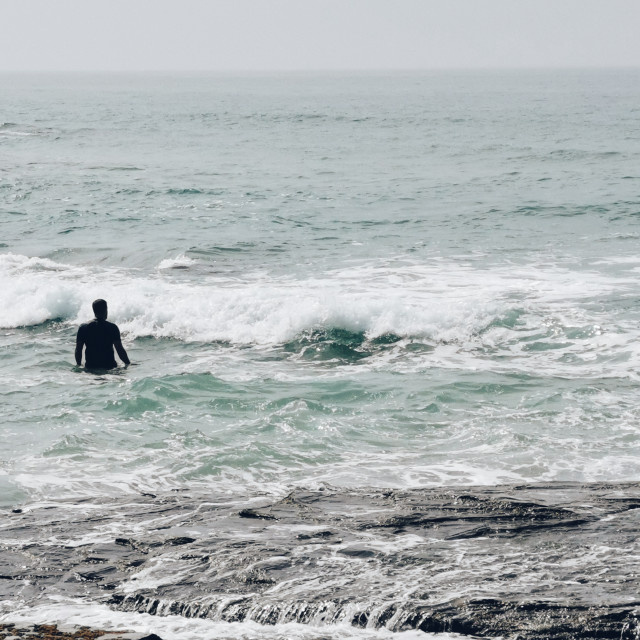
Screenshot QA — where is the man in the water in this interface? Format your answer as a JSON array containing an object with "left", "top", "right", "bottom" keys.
[{"left": 75, "top": 299, "right": 131, "bottom": 369}]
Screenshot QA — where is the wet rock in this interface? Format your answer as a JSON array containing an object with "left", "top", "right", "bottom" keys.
[
  {"left": 338, "top": 546, "right": 375, "bottom": 558},
  {"left": 4, "top": 483, "right": 640, "bottom": 639},
  {"left": 296, "top": 530, "right": 333, "bottom": 540},
  {"left": 164, "top": 537, "right": 195, "bottom": 546},
  {"left": 114, "top": 538, "right": 134, "bottom": 547},
  {"left": 238, "top": 508, "right": 277, "bottom": 520}
]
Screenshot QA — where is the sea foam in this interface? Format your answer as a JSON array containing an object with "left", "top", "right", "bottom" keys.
[
  {"left": 1, "top": 600, "right": 467, "bottom": 640},
  {"left": 0, "top": 253, "right": 502, "bottom": 344},
  {"left": 0, "top": 252, "right": 630, "bottom": 352}
]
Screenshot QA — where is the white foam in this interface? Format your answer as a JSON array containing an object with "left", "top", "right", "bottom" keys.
[
  {"left": 157, "top": 255, "right": 197, "bottom": 270},
  {"left": 1, "top": 251, "right": 635, "bottom": 362},
  {"left": 0, "top": 129, "right": 35, "bottom": 137},
  {"left": 0, "top": 253, "right": 503, "bottom": 342},
  {"left": 0, "top": 599, "right": 472, "bottom": 640},
  {"left": 0, "top": 254, "right": 84, "bottom": 328}
]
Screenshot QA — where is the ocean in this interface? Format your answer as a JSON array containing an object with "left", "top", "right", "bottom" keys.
[{"left": 1, "top": 70, "right": 640, "bottom": 639}]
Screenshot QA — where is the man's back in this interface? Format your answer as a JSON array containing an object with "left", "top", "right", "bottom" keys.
[{"left": 77, "top": 318, "right": 120, "bottom": 369}]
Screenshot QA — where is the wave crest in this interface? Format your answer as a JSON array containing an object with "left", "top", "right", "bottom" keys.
[{"left": 0, "top": 253, "right": 500, "bottom": 343}]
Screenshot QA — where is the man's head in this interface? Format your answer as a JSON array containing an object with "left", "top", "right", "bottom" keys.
[{"left": 92, "top": 299, "right": 108, "bottom": 320}]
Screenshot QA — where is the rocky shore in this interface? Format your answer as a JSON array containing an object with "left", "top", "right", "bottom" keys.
[
  {"left": 0, "top": 625, "right": 162, "bottom": 640},
  {"left": 3, "top": 483, "right": 640, "bottom": 639}
]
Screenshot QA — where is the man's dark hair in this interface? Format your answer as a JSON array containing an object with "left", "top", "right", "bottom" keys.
[{"left": 92, "top": 299, "right": 108, "bottom": 317}]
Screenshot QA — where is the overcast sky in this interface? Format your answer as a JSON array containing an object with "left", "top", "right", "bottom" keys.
[{"left": 2, "top": 0, "right": 640, "bottom": 72}]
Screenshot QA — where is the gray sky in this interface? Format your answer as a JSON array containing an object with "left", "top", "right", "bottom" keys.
[{"left": 2, "top": 0, "right": 640, "bottom": 71}]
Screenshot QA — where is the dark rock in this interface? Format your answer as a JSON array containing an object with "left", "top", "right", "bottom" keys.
[
  {"left": 238, "top": 508, "right": 277, "bottom": 520},
  {"left": 338, "top": 547, "right": 375, "bottom": 558},
  {"left": 115, "top": 538, "right": 134, "bottom": 547},
  {"left": 352, "top": 611, "right": 369, "bottom": 627},
  {"left": 165, "top": 537, "right": 196, "bottom": 546},
  {"left": 126, "top": 559, "right": 145, "bottom": 568},
  {"left": 297, "top": 530, "right": 333, "bottom": 540}
]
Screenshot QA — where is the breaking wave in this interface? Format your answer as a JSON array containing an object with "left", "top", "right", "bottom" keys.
[{"left": 0, "top": 252, "right": 631, "bottom": 367}]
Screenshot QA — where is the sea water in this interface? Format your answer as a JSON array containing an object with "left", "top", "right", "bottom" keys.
[{"left": 1, "top": 70, "right": 640, "bottom": 638}]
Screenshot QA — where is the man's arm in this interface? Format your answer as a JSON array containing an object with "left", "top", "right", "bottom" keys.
[
  {"left": 75, "top": 330, "right": 84, "bottom": 366},
  {"left": 114, "top": 338, "right": 131, "bottom": 366}
]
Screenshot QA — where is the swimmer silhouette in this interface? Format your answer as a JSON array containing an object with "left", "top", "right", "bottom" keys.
[{"left": 75, "top": 299, "right": 131, "bottom": 369}]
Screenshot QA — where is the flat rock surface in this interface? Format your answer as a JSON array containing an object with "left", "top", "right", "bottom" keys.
[{"left": 2, "top": 483, "right": 640, "bottom": 638}]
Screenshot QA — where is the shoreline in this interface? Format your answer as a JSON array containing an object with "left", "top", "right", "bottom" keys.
[{"left": 0, "top": 625, "right": 162, "bottom": 640}]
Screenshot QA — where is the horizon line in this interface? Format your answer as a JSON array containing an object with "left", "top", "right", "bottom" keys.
[{"left": 1, "top": 65, "right": 640, "bottom": 74}]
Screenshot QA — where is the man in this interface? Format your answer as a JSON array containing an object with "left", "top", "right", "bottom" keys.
[{"left": 75, "top": 299, "right": 131, "bottom": 369}]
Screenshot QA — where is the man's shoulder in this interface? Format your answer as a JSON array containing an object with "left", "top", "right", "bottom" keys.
[
  {"left": 78, "top": 319, "right": 119, "bottom": 332},
  {"left": 104, "top": 320, "right": 121, "bottom": 335},
  {"left": 77, "top": 319, "right": 95, "bottom": 333}
]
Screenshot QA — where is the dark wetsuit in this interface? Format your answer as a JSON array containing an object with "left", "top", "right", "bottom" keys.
[{"left": 76, "top": 319, "right": 121, "bottom": 369}]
